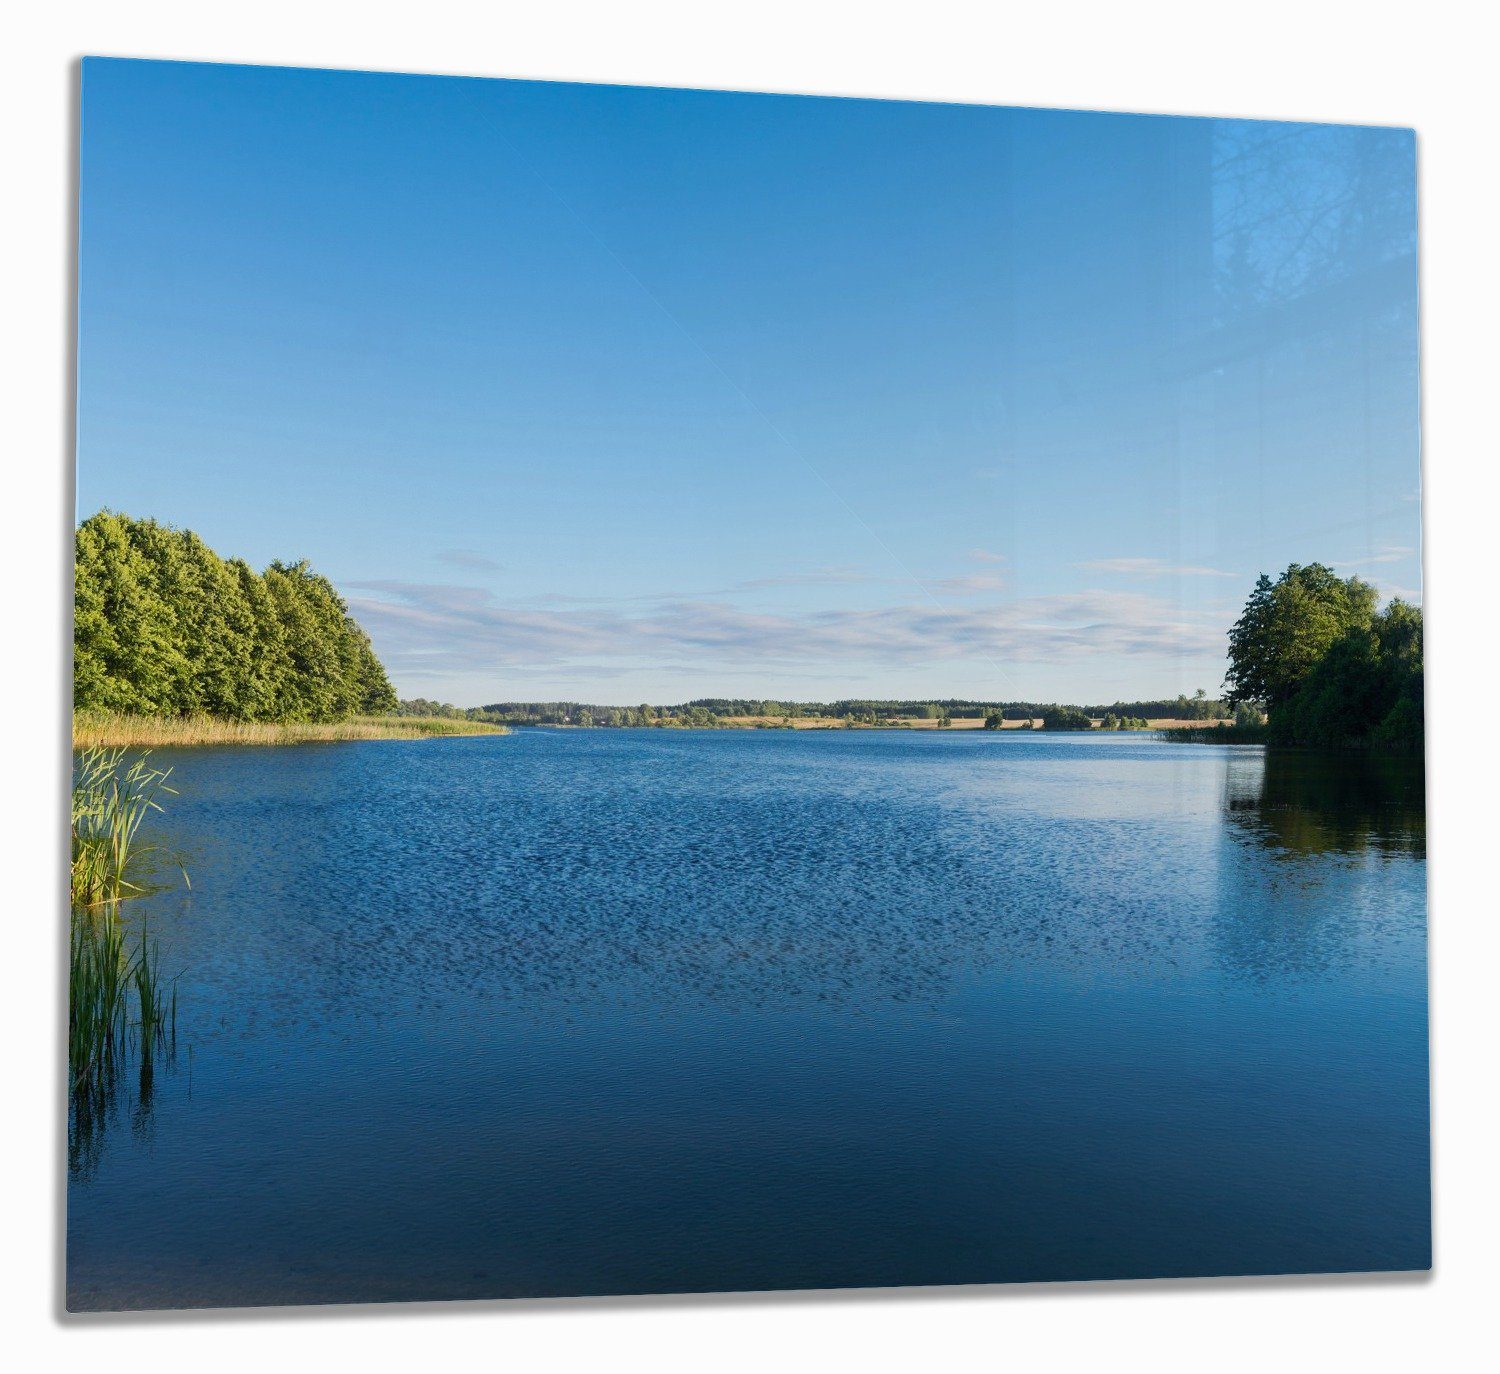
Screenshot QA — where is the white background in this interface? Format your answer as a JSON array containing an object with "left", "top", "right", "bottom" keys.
[{"left": 4, "top": 3, "right": 1495, "bottom": 1370}]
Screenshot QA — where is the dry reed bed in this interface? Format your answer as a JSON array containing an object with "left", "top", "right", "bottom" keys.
[{"left": 73, "top": 713, "right": 509, "bottom": 748}]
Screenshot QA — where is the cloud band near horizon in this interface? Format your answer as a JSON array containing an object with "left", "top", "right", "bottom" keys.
[{"left": 345, "top": 580, "right": 1227, "bottom": 689}]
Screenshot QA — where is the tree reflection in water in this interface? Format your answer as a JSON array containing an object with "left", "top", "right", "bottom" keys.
[
  {"left": 1224, "top": 747, "right": 1424, "bottom": 859},
  {"left": 1212, "top": 747, "right": 1425, "bottom": 984}
]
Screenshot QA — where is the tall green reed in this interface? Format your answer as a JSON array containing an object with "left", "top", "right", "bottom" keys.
[
  {"left": 71, "top": 746, "right": 181, "bottom": 906},
  {"left": 69, "top": 748, "right": 184, "bottom": 1109}
]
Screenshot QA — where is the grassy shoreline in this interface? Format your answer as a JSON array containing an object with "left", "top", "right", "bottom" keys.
[
  {"left": 73, "top": 711, "right": 1247, "bottom": 747},
  {"left": 535, "top": 715, "right": 1225, "bottom": 732},
  {"left": 73, "top": 712, "right": 509, "bottom": 748},
  {"left": 1161, "top": 723, "right": 1269, "bottom": 745}
]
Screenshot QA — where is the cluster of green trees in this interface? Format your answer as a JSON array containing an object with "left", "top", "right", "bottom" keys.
[
  {"left": 801, "top": 698, "right": 1001, "bottom": 721},
  {"left": 401, "top": 700, "right": 741, "bottom": 729},
  {"left": 1224, "top": 563, "right": 1422, "bottom": 749},
  {"left": 394, "top": 698, "right": 474, "bottom": 720},
  {"left": 1040, "top": 706, "right": 1094, "bottom": 731},
  {"left": 982, "top": 708, "right": 1151, "bottom": 732},
  {"left": 460, "top": 701, "right": 690, "bottom": 728},
  {"left": 75, "top": 511, "right": 397, "bottom": 721},
  {"left": 1083, "top": 691, "right": 1225, "bottom": 720}
]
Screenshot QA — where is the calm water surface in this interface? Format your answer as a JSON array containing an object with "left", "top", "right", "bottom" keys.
[{"left": 66, "top": 731, "right": 1429, "bottom": 1309}]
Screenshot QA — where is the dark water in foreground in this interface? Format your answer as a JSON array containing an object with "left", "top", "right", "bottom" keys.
[{"left": 66, "top": 731, "right": 1429, "bottom": 1310}]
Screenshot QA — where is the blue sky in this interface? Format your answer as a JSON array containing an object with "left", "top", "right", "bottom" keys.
[{"left": 77, "top": 59, "right": 1421, "bottom": 706}]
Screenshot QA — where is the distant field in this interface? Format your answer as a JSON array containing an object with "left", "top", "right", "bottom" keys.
[{"left": 73, "top": 713, "right": 509, "bottom": 748}]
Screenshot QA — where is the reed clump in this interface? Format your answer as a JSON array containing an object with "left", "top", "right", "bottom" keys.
[
  {"left": 69, "top": 748, "right": 182, "bottom": 1102},
  {"left": 73, "top": 711, "right": 508, "bottom": 748},
  {"left": 1160, "top": 723, "right": 1270, "bottom": 745},
  {"left": 72, "top": 747, "right": 182, "bottom": 904}
]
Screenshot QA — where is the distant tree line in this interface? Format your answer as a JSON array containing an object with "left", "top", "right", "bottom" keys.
[
  {"left": 446, "top": 698, "right": 1049, "bottom": 728},
  {"left": 423, "top": 698, "right": 1200, "bottom": 732},
  {"left": 1224, "top": 563, "right": 1422, "bottom": 749},
  {"left": 394, "top": 698, "right": 473, "bottom": 720},
  {"left": 400, "top": 694, "right": 1232, "bottom": 732},
  {"left": 75, "top": 511, "right": 397, "bottom": 721},
  {"left": 1081, "top": 691, "right": 1225, "bottom": 720},
  {"left": 434, "top": 698, "right": 1078, "bottom": 728}
]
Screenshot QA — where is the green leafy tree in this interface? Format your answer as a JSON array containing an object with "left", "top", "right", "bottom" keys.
[
  {"left": 73, "top": 513, "right": 397, "bottom": 724},
  {"left": 263, "top": 562, "right": 340, "bottom": 721},
  {"left": 1225, "top": 564, "right": 1378, "bottom": 710},
  {"left": 1222, "top": 563, "right": 1421, "bottom": 749},
  {"left": 1233, "top": 700, "right": 1265, "bottom": 729},
  {"left": 73, "top": 512, "right": 187, "bottom": 713},
  {"left": 165, "top": 529, "right": 259, "bottom": 717},
  {"left": 231, "top": 558, "right": 294, "bottom": 720},
  {"left": 1276, "top": 598, "right": 1423, "bottom": 749}
]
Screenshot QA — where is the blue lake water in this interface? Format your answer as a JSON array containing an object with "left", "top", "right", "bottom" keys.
[{"left": 66, "top": 730, "right": 1429, "bottom": 1309}]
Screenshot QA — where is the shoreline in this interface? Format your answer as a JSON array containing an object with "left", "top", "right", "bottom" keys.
[
  {"left": 72, "top": 713, "right": 510, "bottom": 748},
  {"left": 71, "top": 712, "right": 1250, "bottom": 748},
  {"left": 525, "top": 715, "right": 1227, "bottom": 733}
]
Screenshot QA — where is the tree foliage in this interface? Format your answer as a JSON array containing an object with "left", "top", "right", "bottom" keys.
[
  {"left": 1040, "top": 706, "right": 1094, "bottom": 731},
  {"left": 1223, "top": 563, "right": 1421, "bottom": 749},
  {"left": 1224, "top": 564, "right": 1379, "bottom": 710},
  {"left": 1273, "top": 599, "right": 1423, "bottom": 749},
  {"left": 1082, "top": 691, "right": 1224, "bottom": 720},
  {"left": 1233, "top": 700, "right": 1266, "bottom": 729},
  {"left": 74, "top": 512, "right": 397, "bottom": 722}
]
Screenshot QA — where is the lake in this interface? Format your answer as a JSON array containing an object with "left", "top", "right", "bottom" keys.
[{"left": 66, "top": 730, "right": 1430, "bottom": 1309}]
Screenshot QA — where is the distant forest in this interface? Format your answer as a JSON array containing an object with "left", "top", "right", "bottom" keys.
[
  {"left": 74, "top": 512, "right": 397, "bottom": 721},
  {"left": 397, "top": 693, "right": 1228, "bottom": 730}
]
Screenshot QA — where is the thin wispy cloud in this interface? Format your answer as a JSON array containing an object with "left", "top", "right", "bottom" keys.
[
  {"left": 346, "top": 581, "right": 1223, "bottom": 679},
  {"left": 932, "top": 574, "right": 1007, "bottom": 595},
  {"left": 728, "top": 566, "right": 877, "bottom": 591},
  {"left": 437, "top": 548, "right": 505, "bottom": 574},
  {"left": 967, "top": 549, "right": 1008, "bottom": 564},
  {"left": 434, "top": 567, "right": 887, "bottom": 612},
  {"left": 1333, "top": 545, "right": 1415, "bottom": 568},
  {"left": 1369, "top": 578, "right": 1422, "bottom": 604},
  {"left": 1078, "top": 557, "right": 1239, "bottom": 579},
  {"left": 547, "top": 567, "right": 888, "bottom": 606}
]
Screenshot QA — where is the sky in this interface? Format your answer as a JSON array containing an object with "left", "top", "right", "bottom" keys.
[{"left": 76, "top": 59, "right": 1422, "bottom": 706}]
